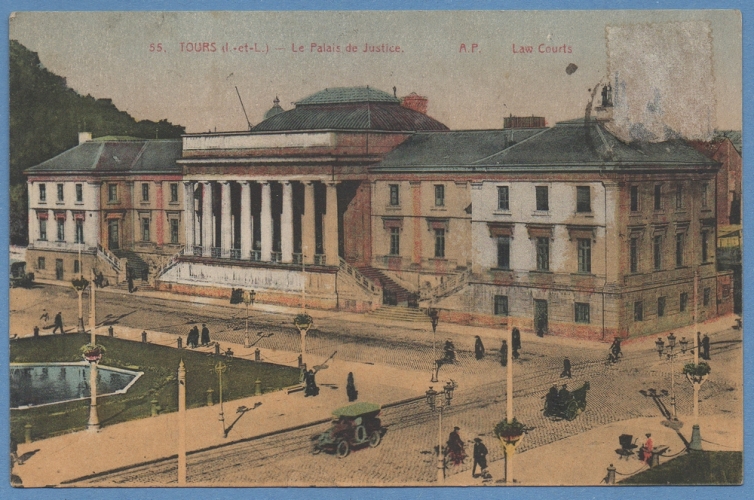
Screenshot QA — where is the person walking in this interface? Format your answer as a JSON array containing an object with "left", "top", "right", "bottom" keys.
[
  {"left": 52, "top": 312, "right": 64, "bottom": 334},
  {"left": 561, "top": 357, "right": 572, "bottom": 378},
  {"left": 127, "top": 272, "right": 135, "bottom": 293},
  {"left": 200, "top": 324, "right": 211, "bottom": 346},
  {"left": 346, "top": 372, "right": 358, "bottom": 402},
  {"left": 512, "top": 327, "right": 521, "bottom": 359},
  {"left": 500, "top": 340, "right": 508, "bottom": 367},
  {"left": 187, "top": 325, "right": 199, "bottom": 348},
  {"left": 702, "top": 334, "right": 711, "bottom": 360},
  {"left": 474, "top": 335, "right": 485, "bottom": 360},
  {"left": 446, "top": 426, "right": 465, "bottom": 465},
  {"left": 472, "top": 437, "right": 489, "bottom": 478},
  {"left": 304, "top": 369, "right": 319, "bottom": 397},
  {"left": 40, "top": 309, "right": 50, "bottom": 325}
]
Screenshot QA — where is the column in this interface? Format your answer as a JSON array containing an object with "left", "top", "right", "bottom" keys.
[
  {"left": 240, "top": 181, "right": 252, "bottom": 259},
  {"left": 201, "top": 181, "right": 213, "bottom": 256},
  {"left": 325, "top": 181, "right": 339, "bottom": 266},
  {"left": 303, "top": 181, "right": 316, "bottom": 265},
  {"left": 183, "top": 182, "right": 194, "bottom": 252},
  {"left": 221, "top": 181, "right": 232, "bottom": 257},
  {"left": 87, "top": 182, "right": 101, "bottom": 251},
  {"left": 260, "top": 181, "right": 272, "bottom": 261},
  {"left": 281, "top": 181, "right": 294, "bottom": 263}
]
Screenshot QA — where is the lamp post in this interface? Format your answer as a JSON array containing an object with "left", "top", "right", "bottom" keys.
[
  {"left": 89, "top": 269, "right": 96, "bottom": 333},
  {"left": 655, "top": 332, "right": 689, "bottom": 421},
  {"left": 294, "top": 313, "right": 313, "bottom": 367},
  {"left": 71, "top": 276, "right": 90, "bottom": 333},
  {"left": 214, "top": 360, "right": 228, "bottom": 437},
  {"left": 425, "top": 380, "right": 456, "bottom": 483},
  {"left": 82, "top": 343, "right": 103, "bottom": 432},
  {"left": 177, "top": 359, "right": 187, "bottom": 485},
  {"left": 429, "top": 308, "right": 439, "bottom": 382},
  {"left": 242, "top": 290, "right": 256, "bottom": 348}
]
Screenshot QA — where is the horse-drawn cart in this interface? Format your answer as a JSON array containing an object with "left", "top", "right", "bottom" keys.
[{"left": 543, "top": 381, "right": 590, "bottom": 421}]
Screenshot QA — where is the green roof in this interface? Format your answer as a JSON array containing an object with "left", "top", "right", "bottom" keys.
[
  {"left": 331, "top": 402, "right": 381, "bottom": 418},
  {"left": 92, "top": 135, "right": 143, "bottom": 141},
  {"left": 296, "top": 86, "right": 399, "bottom": 106}
]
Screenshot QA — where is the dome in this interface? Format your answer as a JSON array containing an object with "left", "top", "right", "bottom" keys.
[{"left": 263, "top": 96, "right": 284, "bottom": 120}]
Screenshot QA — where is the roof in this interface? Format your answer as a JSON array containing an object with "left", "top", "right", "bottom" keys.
[
  {"left": 253, "top": 86, "right": 448, "bottom": 132},
  {"left": 331, "top": 402, "right": 381, "bottom": 418},
  {"left": 715, "top": 130, "right": 742, "bottom": 154},
  {"left": 295, "top": 86, "right": 399, "bottom": 106},
  {"left": 373, "top": 120, "right": 718, "bottom": 172},
  {"left": 25, "top": 139, "right": 182, "bottom": 175}
]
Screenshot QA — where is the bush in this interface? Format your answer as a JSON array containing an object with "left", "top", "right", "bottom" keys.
[
  {"left": 294, "top": 313, "right": 313, "bottom": 329},
  {"left": 494, "top": 417, "right": 527, "bottom": 438},
  {"left": 683, "top": 362, "right": 711, "bottom": 378}
]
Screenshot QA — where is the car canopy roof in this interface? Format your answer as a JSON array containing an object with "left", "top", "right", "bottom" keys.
[{"left": 332, "top": 402, "right": 381, "bottom": 418}]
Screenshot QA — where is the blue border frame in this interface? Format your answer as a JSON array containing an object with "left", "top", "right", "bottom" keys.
[{"left": 1, "top": 1, "right": 750, "bottom": 499}]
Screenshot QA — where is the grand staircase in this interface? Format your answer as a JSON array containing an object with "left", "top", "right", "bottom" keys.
[
  {"left": 112, "top": 249, "right": 150, "bottom": 281},
  {"left": 356, "top": 266, "right": 413, "bottom": 306},
  {"left": 366, "top": 305, "right": 429, "bottom": 323}
]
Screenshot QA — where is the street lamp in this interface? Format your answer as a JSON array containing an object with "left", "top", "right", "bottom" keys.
[
  {"left": 294, "top": 313, "right": 313, "bottom": 366},
  {"left": 425, "top": 380, "right": 456, "bottom": 483},
  {"left": 428, "top": 308, "right": 439, "bottom": 382},
  {"left": 655, "top": 332, "right": 690, "bottom": 421},
  {"left": 71, "top": 276, "right": 90, "bottom": 333},
  {"left": 242, "top": 290, "right": 256, "bottom": 348}
]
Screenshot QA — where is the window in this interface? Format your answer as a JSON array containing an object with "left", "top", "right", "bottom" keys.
[
  {"left": 170, "top": 183, "right": 179, "bottom": 203},
  {"left": 389, "top": 227, "right": 400, "bottom": 255},
  {"left": 37, "top": 257, "right": 45, "bottom": 270},
  {"left": 680, "top": 292, "right": 688, "bottom": 312},
  {"left": 497, "top": 236, "right": 510, "bottom": 269},
  {"left": 73, "top": 259, "right": 80, "bottom": 274},
  {"left": 658, "top": 297, "right": 666, "bottom": 317},
  {"left": 536, "top": 186, "right": 549, "bottom": 211},
  {"left": 630, "top": 185, "right": 638, "bottom": 212},
  {"left": 108, "top": 184, "right": 118, "bottom": 202},
  {"left": 703, "top": 288, "right": 711, "bottom": 307},
  {"left": 702, "top": 232, "right": 709, "bottom": 262},
  {"left": 76, "top": 184, "right": 83, "bottom": 203},
  {"left": 575, "top": 303, "right": 590, "bottom": 323},
  {"left": 675, "top": 233, "right": 684, "bottom": 267},
  {"left": 675, "top": 185, "right": 683, "bottom": 209},
  {"left": 653, "top": 235, "right": 662, "bottom": 271},
  {"left": 536, "top": 237, "right": 550, "bottom": 271},
  {"left": 577, "top": 238, "right": 591, "bottom": 273},
  {"left": 654, "top": 184, "right": 662, "bottom": 210},
  {"left": 389, "top": 184, "right": 400, "bottom": 206},
  {"left": 434, "top": 228, "right": 445, "bottom": 258},
  {"left": 701, "top": 183, "right": 709, "bottom": 208},
  {"left": 634, "top": 301, "right": 643, "bottom": 322},
  {"left": 75, "top": 219, "right": 84, "bottom": 244},
  {"left": 630, "top": 238, "right": 638, "bottom": 273},
  {"left": 39, "top": 184, "right": 47, "bottom": 202},
  {"left": 576, "top": 186, "right": 591, "bottom": 212},
  {"left": 56, "top": 219, "right": 65, "bottom": 241},
  {"left": 170, "top": 219, "right": 179, "bottom": 244},
  {"left": 434, "top": 185, "right": 445, "bottom": 207},
  {"left": 494, "top": 295, "right": 509, "bottom": 316},
  {"left": 497, "top": 186, "right": 510, "bottom": 210},
  {"left": 142, "top": 183, "right": 150, "bottom": 202},
  {"left": 39, "top": 219, "right": 47, "bottom": 241},
  {"left": 141, "top": 217, "right": 150, "bottom": 241},
  {"left": 57, "top": 184, "right": 64, "bottom": 202}
]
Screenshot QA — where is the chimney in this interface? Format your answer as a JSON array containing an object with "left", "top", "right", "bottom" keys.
[
  {"left": 400, "top": 92, "right": 428, "bottom": 115},
  {"left": 78, "top": 132, "right": 92, "bottom": 144}
]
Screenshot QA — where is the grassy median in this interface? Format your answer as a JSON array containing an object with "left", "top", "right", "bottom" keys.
[
  {"left": 620, "top": 451, "right": 742, "bottom": 485},
  {"left": 10, "top": 333, "right": 300, "bottom": 443}
]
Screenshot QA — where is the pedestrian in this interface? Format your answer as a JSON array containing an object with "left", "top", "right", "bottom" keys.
[
  {"left": 537, "top": 327, "right": 544, "bottom": 338},
  {"left": 474, "top": 335, "right": 485, "bottom": 360},
  {"left": 346, "top": 372, "right": 358, "bottom": 402},
  {"left": 52, "top": 312, "right": 64, "bottom": 334},
  {"left": 187, "top": 325, "right": 199, "bottom": 348},
  {"left": 304, "top": 369, "right": 319, "bottom": 397},
  {"left": 561, "top": 356, "right": 572, "bottom": 378},
  {"left": 10, "top": 438, "right": 22, "bottom": 466},
  {"left": 40, "top": 309, "right": 50, "bottom": 325},
  {"left": 201, "top": 324, "right": 211, "bottom": 346},
  {"left": 447, "top": 426, "right": 465, "bottom": 465},
  {"left": 472, "top": 437, "right": 489, "bottom": 478},
  {"left": 512, "top": 327, "right": 521, "bottom": 359},
  {"left": 640, "top": 433, "right": 653, "bottom": 463},
  {"left": 127, "top": 273, "right": 135, "bottom": 293},
  {"left": 500, "top": 339, "right": 508, "bottom": 367},
  {"left": 702, "top": 334, "right": 710, "bottom": 360}
]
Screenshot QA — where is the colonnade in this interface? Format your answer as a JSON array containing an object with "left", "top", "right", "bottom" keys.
[{"left": 183, "top": 179, "right": 339, "bottom": 266}]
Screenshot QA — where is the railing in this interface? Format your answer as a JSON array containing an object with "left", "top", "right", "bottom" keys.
[
  {"left": 271, "top": 251, "right": 282, "bottom": 263},
  {"left": 314, "top": 254, "right": 327, "bottom": 266},
  {"left": 230, "top": 249, "right": 241, "bottom": 260},
  {"left": 338, "top": 258, "right": 378, "bottom": 293},
  {"left": 155, "top": 247, "right": 185, "bottom": 279},
  {"left": 31, "top": 240, "right": 96, "bottom": 253},
  {"left": 193, "top": 245, "right": 203, "bottom": 256},
  {"left": 251, "top": 250, "right": 262, "bottom": 261},
  {"left": 419, "top": 268, "right": 472, "bottom": 301},
  {"left": 97, "top": 244, "right": 122, "bottom": 272},
  {"left": 210, "top": 247, "right": 222, "bottom": 259},
  {"left": 292, "top": 253, "right": 303, "bottom": 264}
]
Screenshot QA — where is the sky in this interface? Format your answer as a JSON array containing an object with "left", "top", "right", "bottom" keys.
[{"left": 9, "top": 10, "right": 742, "bottom": 134}]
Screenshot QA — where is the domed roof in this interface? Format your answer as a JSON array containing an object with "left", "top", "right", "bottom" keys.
[
  {"left": 253, "top": 86, "right": 448, "bottom": 132},
  {"left": 263, "top": 96, "right": 284, "bottom": 120}
]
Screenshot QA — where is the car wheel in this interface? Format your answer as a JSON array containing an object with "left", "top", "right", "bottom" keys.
[
  {"left": 336, "top": 439, "right": 350, "bottom": 458},
  {"left": 369, "top": 430, "right": 382, "bottom": 448}
]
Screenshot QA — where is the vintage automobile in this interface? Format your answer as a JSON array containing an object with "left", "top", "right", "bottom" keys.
[{"left": 312, "top": 402, "right": 385, "bottom": 458}]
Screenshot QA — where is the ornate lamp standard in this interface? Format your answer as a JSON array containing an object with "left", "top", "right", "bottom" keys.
[
  {"left": 425, "top": 380, "right": 455, "bottom": 483},
  {"left": 71, "top": 276, "right": 90, "bottom": 333},
  {"left": 294, "top": 313, "right": 313, "bottom": 366},
  {"left": 654, "top": 332, "right": 689, "bottom": 421},
  {"left": 428, "top": 308, "right": 439, "bottom": 382},
  {"left": 242, "top": 290, "right": 256, "bottom": 348},
  {"left": 81, "top": 342, "right": 104, "bottom": 432}
]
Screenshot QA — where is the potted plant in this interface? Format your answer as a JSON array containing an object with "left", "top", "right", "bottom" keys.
[
  {"left": 294, "top": 313, "right": 313, "bottom": 331},
  {"left": 683, "top": 362, "right": 711, "bottom": 383},
  {"left": 80, "top": 343, "right": 106, "bottom": 363},
  {"left": 494, "top": 417, "right": 527, "bottom": 444}
]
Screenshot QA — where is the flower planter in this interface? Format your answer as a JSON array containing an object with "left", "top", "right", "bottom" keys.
[
  {"left": 294, "top": 313, "right": 313, "bottom": 332},
  {"left": 80, "top": 344, "right": 105, "bottom": 363}
]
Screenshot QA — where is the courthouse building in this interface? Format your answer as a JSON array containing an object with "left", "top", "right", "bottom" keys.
[{"left": 25, "top": 85, "right": 734, "bottom": 339}]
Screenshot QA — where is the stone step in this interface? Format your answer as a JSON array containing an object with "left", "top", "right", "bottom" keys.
[{"left": 367, "top": 306, "right": 429, "bottom": 323}]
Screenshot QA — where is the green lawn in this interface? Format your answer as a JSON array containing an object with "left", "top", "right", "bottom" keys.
[
  {"left": 620, "top": 451, "right": 742, "bottom": 485},
  {"left": 10, "top": 333, "right": 300, "bottom": 443}
]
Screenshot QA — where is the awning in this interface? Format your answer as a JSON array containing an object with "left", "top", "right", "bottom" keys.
[
  {"left": 566, "top": 225, "right": 596, "bottom": 241},
  {"left": 36, "top": 210, "right": 48, "bottom": 220},
  {"left": 487, "top": 222, "right": 514, "bottom": 238},
  {"left": 526, "top": 223, "right": 553, "bottom": 239},
  {"left": 73, "top": 211, "right": 85, "bottom": 221},
  {"left": 382, "top": 217, "right": 403, "bottom": 229},
  {"left": 54, "top": 211, "right": 66, "bottom": 221}
]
